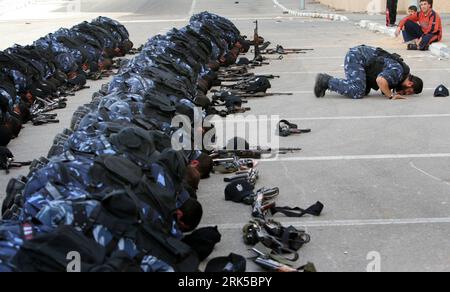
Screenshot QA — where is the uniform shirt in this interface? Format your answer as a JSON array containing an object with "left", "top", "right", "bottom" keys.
[
  {"left": 399, "top": 10, "right": 443, "bottom": 40},
  {"left": 355, "top": 45, "right": 405, "bottom": 88},
  {"left": 377, "top": 58, "right": 405, "bottom": 88}
]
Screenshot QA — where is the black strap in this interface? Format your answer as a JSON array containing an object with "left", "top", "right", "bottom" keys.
[
  {"left": 280, "top": 226, "right": 311, "bottom": 251},
  {"left": 270, "top": 201, "right": 324, "bottom": 218}
]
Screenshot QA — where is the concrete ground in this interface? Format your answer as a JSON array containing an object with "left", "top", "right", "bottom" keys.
[{"left": 1, "top": 0, "right": 450, "bottom": 272}]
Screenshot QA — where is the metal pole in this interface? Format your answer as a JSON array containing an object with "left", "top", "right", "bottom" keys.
[{"left": 299, "top": 0, "right": 305, "bottom": 10}]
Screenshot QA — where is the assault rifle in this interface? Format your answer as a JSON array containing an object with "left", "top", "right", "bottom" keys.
[
  {"left": 32, "top": 113, "right": 60, "bottom": 126},
  {"left": 220, "top": 74, "right": 280, "bottom": 83},
  {"left": 237, "top": 92, "right": 293, "bottom": 98},
  {"left": 253, "top": 253, "right": 316, "bottom": 273},
  {"left": 252, "top": 187, "right": 280, "bottom": 219},
  {"left": 31, "top": 97, "right": 67, "bottom": 115},
  {"left": 224, "top": 168, "right": 260, "bottom": 186},
  {"left": 208, "top": 106, "right": 251, "bottom": 118},
  {"left": 2, "top": 158, "right": 32, "bottom": 174},
  {"left": 262, "top": 45, "right": 314, "bottom": 55},
  {"left": 211, "top": 147, "right": 302, "bottom": 159},
  {"left": 213, "top": 157, "right": 257, "bottom": 174},
  {"left": 253, "top": 20, "right": 263, "bottom": 62}
]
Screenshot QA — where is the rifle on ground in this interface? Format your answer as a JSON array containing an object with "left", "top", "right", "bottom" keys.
[
  {"left": 31, "top": 96, "right": 67, "bottom": 114},
  {"left": 224, "top": 168, "right": 260, "bottom": 186},
  {"left": 220, "top": 75, "right": 280, "bottom": 83},
  {"left": 237, "top": 92, "right": 294, "bottom": 98},
  {"left": 253, "top": 253, "right": 316, "bottom": 272},
  {"left": 208, "top": 106, "right": 251, "bottom": 118},
  {"left": 32, "top": 113, "right": 60, "bottom": 126},
  {"left": 211, "top": 147, "right": 302, "bottom": 159},
  {"left": 252, "top": 187, "right": 280, "bottom": 219},
  {"left": 2, "top": 158, "right": 32, "bottom": 174},
  {"left": 262, "top": 45, "right": 314, "bottom": 55},
  {"left": 218, "top": 66, "right": 250, "bottom": 76},
  {"left": 30, "top": 97, "right": 63, "bottom": 126},
  {"left": 213, "top": 157, "right": 257, "bottom": 174},
  {"left": 213, "top": 88, "right": 293, "bottom": 98}
]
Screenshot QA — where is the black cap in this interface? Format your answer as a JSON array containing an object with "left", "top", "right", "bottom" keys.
[
  {"left": 205, "top": 253, "right": 247, "bottom": 273},
  {"left": 225, "top": 179, "right": 254, "bottom": 203},
  {"left": 237, "top": 57, "right": 250, "bottom": 66},
  {"left": 434, "top": 85, "right": 449, "bottom": 97}
]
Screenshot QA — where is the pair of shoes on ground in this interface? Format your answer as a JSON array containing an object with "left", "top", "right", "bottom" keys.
[{"left": 407, "top": 43, "right": 429, "bottom": 51}]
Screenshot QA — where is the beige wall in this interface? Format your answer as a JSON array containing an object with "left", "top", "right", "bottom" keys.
[{"left": 319, "top": 0, "right": 450, "bottom": 13}]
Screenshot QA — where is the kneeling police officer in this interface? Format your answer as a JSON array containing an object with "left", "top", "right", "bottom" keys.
[{"left": 314, "top": 45, "right": 423, "bottom": 100}]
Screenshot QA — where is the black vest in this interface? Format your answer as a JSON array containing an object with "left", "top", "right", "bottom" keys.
[{"left": 365, "top": 48, "right": 410, "bottom": 92}]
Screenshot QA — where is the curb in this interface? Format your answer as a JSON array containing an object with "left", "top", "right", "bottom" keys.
[
  {"left": 357, "top": 20, "right": 449, "bottom": 59},
  {"left": 272, "top": 0, "right": 349, "bottom": 22}
]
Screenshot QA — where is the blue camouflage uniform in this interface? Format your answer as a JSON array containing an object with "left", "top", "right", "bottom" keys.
[{"left": 328, "top": 45, "right": 405, "bottom": 99}]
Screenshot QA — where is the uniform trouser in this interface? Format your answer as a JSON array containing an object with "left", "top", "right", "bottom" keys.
[
  {"left": 328, "top": 50, "right": 367, "bottom": 99},
  {"left": 386, "top": 0, "right": 398, "bottom": 26},
  {"left": 402, "top": 20, "right": 440, "bottom": 50}
]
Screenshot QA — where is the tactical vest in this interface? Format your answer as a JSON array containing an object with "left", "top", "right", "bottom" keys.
[{"left": 365, "top": 48, "right": 410, "bottom": 92}]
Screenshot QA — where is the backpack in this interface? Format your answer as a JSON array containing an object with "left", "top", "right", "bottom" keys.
[
  {"left": 0, "top": 221, "right": 41, "bottom": 272},
  {"left": 65, "top": 129, "right": 115, "bottom": 156},
  {"left": 23, "top": 154, "right": 94, "bottom": 203},
  {"left": 142, "top": 93, "right": 177, "bottom": 124},
  {"left": 89, "top": 155, "right": 177, "bottom": 229},
  {"left": 109, "top": 127, "right": 160, "bottom": 169},
  {"left": 365, "top": 47, "right": 410, "bottom": 91},
  {"left": 12, "top": 225, "right": 107, "bottom": 272},
  {"left": 92, "top": 16, "right": 130, "bottom": 41}
]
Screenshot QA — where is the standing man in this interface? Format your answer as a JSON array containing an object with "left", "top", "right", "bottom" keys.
[
  {"left": 395, "top": 0, "right": 443, "bottom": 51},
  {"left": 314, "top": 45, "right": 423, "bottom": 100},
  {"left": 387, "top": 0, "right": 399, "bottom": 27}
]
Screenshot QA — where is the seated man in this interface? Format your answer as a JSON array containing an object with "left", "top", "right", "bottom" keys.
[
  {"left": 314, "top": 45, "right": 423, "bottom": 100},
  {"left": 395, "top": 0, "right": 442, "bottom": 51}
]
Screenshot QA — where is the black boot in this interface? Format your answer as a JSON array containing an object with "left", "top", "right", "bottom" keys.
[{"left": 314, "top": 74, "right": 332, "bottom": 98}]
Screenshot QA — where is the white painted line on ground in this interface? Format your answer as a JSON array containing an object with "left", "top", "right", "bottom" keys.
[
  {"left": 260, "top": 153, "right": 450, "bottom": 163},
  {"left": 226, "top": 113, "right": 450, "bottom": 123},
  {"left": 188, "top": 0, "right": 197, "bottom": 17},
  {"left": 261, "top": 68, "right": 450, "bottom": 75},
  {"left": 120, "top": 15, "right": 310, "bottom": 24},
  {"left": 286, "top": 88, "right": 436, "bottom": 94},
  {"left": 121, "top": 19, "right": 187, "bottom": 24},
  {"left": 274, "top": 113, "right": 450, "bottom": 121},
  {"left": 212, "top": 217, "right": 450, "bottom": 230},
  {"left": 282, "top": 55, "right": 434, "bottom": 60}
]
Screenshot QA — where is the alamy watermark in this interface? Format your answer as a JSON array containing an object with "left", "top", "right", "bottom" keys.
[
  {"left": 170, "top": 107, "right": 281, "bottom": 157},
  {"left": 66, "top": 251, "right": 81, "bottom": 272},
  {"left": 0, "top": 0, "right": 82, "bottom": 15},
  {"left": 366, "top": 251, "right": 381, "bottom": 272}
]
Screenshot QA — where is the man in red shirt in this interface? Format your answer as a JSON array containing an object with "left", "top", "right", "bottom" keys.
[{"left": 395, "top": 0, "right": 443, "bottom": 51}]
